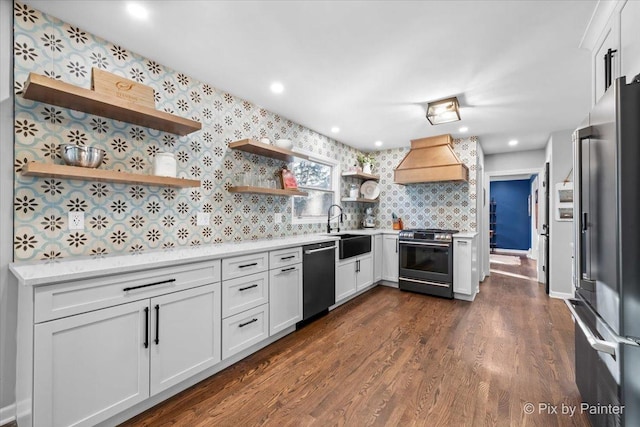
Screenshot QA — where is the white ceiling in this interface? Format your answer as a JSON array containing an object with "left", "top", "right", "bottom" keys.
[{"left": 23, "top": 0, "right": 596, "bottom": 154}]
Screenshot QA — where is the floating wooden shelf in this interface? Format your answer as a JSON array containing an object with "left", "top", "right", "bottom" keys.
[
  {"left": 229, "top": 139, "right": 309, "bottom": 162},
  {"left": 229, "top": 186, "right": 308, "bottom": 197},
  {"left": 22, "top": 162, "right": 201, "bottom": 188},
  {"left": 22, "top": 73, "right": 202, "bottom": 136},
  {"left": 341, "top": 197, "right": 378, "bottom": 203},
  {"left": 341, "top": 171, "right": 380, "bottom": 181}
]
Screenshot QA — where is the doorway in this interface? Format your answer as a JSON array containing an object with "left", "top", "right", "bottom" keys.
[{"left": 485, "top": 169, "right": 544, "bottom": 283}]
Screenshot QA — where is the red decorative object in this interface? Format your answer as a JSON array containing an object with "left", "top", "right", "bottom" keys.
[{"left": 280, "top": 168, "right": 298, "bottom": 189}]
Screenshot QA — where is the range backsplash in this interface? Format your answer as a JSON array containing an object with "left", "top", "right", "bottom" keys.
[{"left": 12, "top": 3, "right": 478, "bottom": 262}]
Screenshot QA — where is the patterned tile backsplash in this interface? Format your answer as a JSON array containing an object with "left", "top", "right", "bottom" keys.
[{"left": 12, "top": 3, "right": 478, "bottom": 262}]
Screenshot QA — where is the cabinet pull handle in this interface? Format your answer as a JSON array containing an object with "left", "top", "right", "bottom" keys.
[
  {"left": 458, "top": 240, "right": 468, "bottom": 245},
  {"left": 239, "top": 318, "right": 258, "bottom": 328},
  {"left": 239, "top": 284, "right": 258, "bottom": 291},
  {"left": 280, "top": 255, "right": 295, "bottom": 260},
  {"left": 143, "top": 307, "right": 149, "bottom": 349},
  {"left": 239, "top": 262, "right": 258, "bottom": 269},
  {"left": 396, "top": 239, "right": 398, "bottom": 253},
  {"left": 154, "top": 304, "right": 160, "bottom": 345},
  {"left": 123, "top": 278, "right": 175, "bottom": 292},
  {"left": 582, "top": 212, "right": 588, "bottom": 233},
  {"left": 281, "top": 267, "right": 296, "bottom": 273}
]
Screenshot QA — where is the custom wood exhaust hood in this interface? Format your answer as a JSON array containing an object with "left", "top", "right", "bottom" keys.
[{"left": 394, "top": 134, "right": 469, "bottom": 184}]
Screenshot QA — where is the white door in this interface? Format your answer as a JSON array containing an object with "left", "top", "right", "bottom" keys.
[
  {"left": 269, "top": 263, "right": 302, "bottom": 335},
  {"left": 150, "top": 284, "right": 221, "bottom": 396},
  {"left": 373, "top": 235, "right": 383, "bottom": 282},
  {"left": 34, "top": 300, "right": 150, "bottom": 427},
  {"left": 382, "top": 235, "right": 399, "bottom": 282},
  {"left": 335, "top": 259, "right": 357, "bottom": 302},
  {"left": 356, "top": 254, "right": 374, "bottom": 291}
]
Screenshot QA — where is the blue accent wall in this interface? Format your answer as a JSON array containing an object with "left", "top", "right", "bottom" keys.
[{"left": 490, "top": 180, "right": 531, "bottom": 250}]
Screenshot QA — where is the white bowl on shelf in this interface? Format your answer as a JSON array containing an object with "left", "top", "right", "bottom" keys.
[{"left": 274, "top": 139, "right": 293, "bottom": 150}]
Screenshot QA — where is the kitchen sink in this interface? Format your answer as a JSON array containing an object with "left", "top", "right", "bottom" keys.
[{"left": 336, "top": 234, "right": 371, "bottom": 259}]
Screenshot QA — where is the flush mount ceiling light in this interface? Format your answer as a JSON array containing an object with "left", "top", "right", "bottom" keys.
[
  {"left": 426, "top": 96, "right": 461, "bottom": 125},
  {"left": 374, "top": 140, "right": 383, "bottom": 147},
  {"left": 509, "top": 139, "right": 519, "bottom": 146},
  {"left": 331, "top": 127, "right": 340, "bottom": 133},
  {"left": 270, "top": 82, "right": 284, "bottom": 94},
  {"left": 459, "top": 126, "right": 468, "bottom": 133}
]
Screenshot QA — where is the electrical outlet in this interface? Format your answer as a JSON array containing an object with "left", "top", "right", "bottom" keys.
[
  {"left": 197, "top": 212, "right": 210, "bottom": 226},
  {"left": 68, "top": 212, "right": 84, "bottom": 230},
  {"left": 274, "top": 213, "right": 282, "bottom": 224}
]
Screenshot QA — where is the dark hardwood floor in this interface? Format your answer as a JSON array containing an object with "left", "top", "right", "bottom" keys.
[{"left": 121, "top": 263, "right": 588, "bottom": 427}]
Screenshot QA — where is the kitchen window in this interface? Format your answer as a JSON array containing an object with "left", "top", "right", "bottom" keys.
[{"left": 290, "top": 150, "right": 340, "bottom": 224}]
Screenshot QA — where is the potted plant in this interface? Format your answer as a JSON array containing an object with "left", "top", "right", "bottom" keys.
[{"left": 357, "top": 153, "right": 375, "bottom": 174}]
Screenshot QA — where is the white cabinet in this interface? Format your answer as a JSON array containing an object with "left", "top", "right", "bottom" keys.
[
  {"left": 621, "top": 0, "right": 640, "bottom": 80},
  {"left": 222, "top": 304, "right": 269, "bottom": 359},
  {"left": 221, "top": 271, "right": 269, "bottom": 318},
  {"left": 335, "top": 258, "right": 357, "bottom": 301},
  {"left": 269, "top": 262, "right": 302, "bottom": 335},
  {"left": 382, "top": 234, "right": 399, "bottom": 282},
  {"left": 373, "top": 235, "right": 383, "bottom": 283},
  {"left": 34, "top": 300, "right": 150, "bottom": 427},
  {"left": 335, "top": 252, "right": 373, "bottom": 302},
  {"left": 453, "top": 234, "right": 479, "bottom": 301},
  {"left": 149, "top": 284, "right": 221, "bottom": 395},
  {"left": 355, "top": 254, "right": 373, "bottom": 290},
  {"left": 593, "top": 22, "right": 620, "bottom": 103},
  {"left": 20, "top": 260, "right": 222, "bottom": 427}
]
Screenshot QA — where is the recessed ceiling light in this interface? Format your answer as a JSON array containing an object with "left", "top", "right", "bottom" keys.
[
  {"left": 459, "top": 126, "right": 468, "bottom": 133},
  {"left": 374, "top": 140, "right": 383, "bottom": 147},
  {"left": 270, "top": 82, "right": 284, "bottom": 94},
  {"left": 509, "top": 139, "right": 519, "bottom": 146},
  {"left": 126, "top": 3, "right": 149, "bottom": 20},
  {"left": 331, "top": 127, "right": 340, "bottom": 133}
]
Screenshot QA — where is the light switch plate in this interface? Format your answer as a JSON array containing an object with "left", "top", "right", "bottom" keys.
[
  {"left": 274, "top": 213, "right": 282, "bottom": 224},
  {"left": 197, "top": 212, "right": 210, "bottom": 226},
  {"left": 68, "top": 212, "right": 84, "bottom": 230}
]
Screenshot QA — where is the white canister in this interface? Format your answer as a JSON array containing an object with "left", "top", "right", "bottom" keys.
[{"left": 153, "top": 152, "right": 177, "bottom": 177}]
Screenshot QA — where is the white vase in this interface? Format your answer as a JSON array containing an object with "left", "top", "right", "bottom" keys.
[{"left": 362, "top": 163, "right": 372, "bottom": 174}]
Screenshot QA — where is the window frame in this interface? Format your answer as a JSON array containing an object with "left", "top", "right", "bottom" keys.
[{"left": 290, "top": 148, "right": 341, "bottom": 225}]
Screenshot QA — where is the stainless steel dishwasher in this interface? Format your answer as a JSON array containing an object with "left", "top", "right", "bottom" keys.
[{"left": 301, "top": 241, "right": 336, "bottom": 322}]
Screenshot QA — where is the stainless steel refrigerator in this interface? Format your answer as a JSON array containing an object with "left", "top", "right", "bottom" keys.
[{"left": 566, "top": 75, "right": 640, "bottom": 426}]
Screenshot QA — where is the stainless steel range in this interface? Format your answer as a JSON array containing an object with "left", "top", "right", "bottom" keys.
[{"left": 398, "top": 228, "right": 458, "bottom": 299}]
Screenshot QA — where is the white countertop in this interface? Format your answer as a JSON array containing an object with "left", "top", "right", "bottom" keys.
[
  {"left": 10, "top": 229, "right": 399, "bottom": 287},
  {"left": 453, "top": 232, "right": 478, "bottom": 238}
]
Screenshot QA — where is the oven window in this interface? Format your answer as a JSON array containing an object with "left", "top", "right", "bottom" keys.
[{"left": 400, "top": 244, "right": 450, "bottom": 275}]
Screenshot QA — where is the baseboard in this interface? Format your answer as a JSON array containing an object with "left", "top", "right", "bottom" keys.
[
  {"left": 378, "top": 280, "right": 398, "bottom": 289},
  {"left": 549, "top": 290, "right": 574, "bottom": 300},
  {"left": 0, "top": 403, "right": 16, "bottom": 426},
  {"left": 454, "top": 292, "right": 476, "bottom": 302},
  {"left": 493, "top": 248, "right": 529, "bottom": 255}
]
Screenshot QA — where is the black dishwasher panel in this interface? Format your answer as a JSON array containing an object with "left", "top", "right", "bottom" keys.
[{"left": 301, "top": 241, "right": 336, "bottom": 321}]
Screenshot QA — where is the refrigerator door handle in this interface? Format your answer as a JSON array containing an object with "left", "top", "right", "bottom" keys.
[{"left": 565, "top": 299, "right": 617, "bottom": 356}]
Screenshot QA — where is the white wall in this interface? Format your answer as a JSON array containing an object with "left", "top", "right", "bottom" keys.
[
  {"left": 476, "top": 143, "right": 486, "bottom": 280},
  {"left": 546, "top": 130, "right": 574, "bottom": 298},
  {"left": 484, "top": 149, "right": 546, "bottom": 173},
  {"left": 530, "top": 175, "right": 539, "bottom": 260},
  {"left": 0, "top": 0, "right": 16, "bottom": 422}
]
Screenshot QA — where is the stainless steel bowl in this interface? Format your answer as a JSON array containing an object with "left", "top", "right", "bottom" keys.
[{"left": 60, "top": 144, "right": 106, "bottom": 168}]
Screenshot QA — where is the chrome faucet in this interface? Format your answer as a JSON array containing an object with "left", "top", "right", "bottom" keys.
[{"left": 327, "top": 204, "right": 344, "bottom": 234}]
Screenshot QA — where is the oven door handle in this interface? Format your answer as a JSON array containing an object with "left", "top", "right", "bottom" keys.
[
  {"left": 399, "top": 276, "right": 450, "bottom": 288},
  {"left": 564, "top": 299, "right": 616, "bottom": 356},
  {"left": 399, "top": 241, "right": 451, "bottom": 248}
]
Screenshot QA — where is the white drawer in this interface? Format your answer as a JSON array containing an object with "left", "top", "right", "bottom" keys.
[
  {"left": 222, "top": 304, "right": 269, "bottom": 359},
  {"left": 269, "top": 247, "right": 302, "bottom": 269},
  {"left": 222, "top": 252, "right": 268, "bottom": 281},
  {"left": 34, "top": 260, "right": 221, "bottom": 323},
  {"left": 222, "top": 271, "right": 269, "bottom": 318}
]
